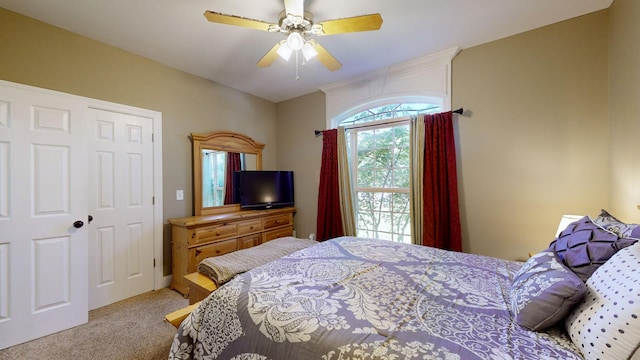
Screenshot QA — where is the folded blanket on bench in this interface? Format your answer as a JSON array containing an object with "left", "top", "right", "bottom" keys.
[{"left": 198, "top": 236, "right": 318, "bottom": 285}]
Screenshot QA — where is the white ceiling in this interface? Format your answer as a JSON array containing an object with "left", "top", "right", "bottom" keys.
[{"left": 0, "top": 0, "right": 612, "bottom": 103}]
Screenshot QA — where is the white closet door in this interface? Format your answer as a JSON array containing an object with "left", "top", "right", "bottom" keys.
[
  {"left": 0, "top": 82, "right": 89, "bottom": 349},
  {"left": 87, "top": 108, "right": 155, "bottom": 310}
]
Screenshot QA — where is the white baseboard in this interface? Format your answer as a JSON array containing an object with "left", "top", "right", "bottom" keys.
[{"left": 158, "top": 275, "right": 172, "bottom": 289}]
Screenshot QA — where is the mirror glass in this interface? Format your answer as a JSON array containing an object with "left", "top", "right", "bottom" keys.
[
  {"left": 201, "top": 151, "right": 257, "bottom": 207},
  {"left": 192, "top": 131, "right": 264, "bottom": 216}
]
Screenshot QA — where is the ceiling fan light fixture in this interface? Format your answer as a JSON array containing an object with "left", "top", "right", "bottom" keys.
[
  {"left": 204, "top": 3, "right": 381, "bottom": 73},
  {"left": 277, "top": 42, "right": 293, "bottom": 61},
  {"left": 286, "top": 31, "right": 304, "bottom": 50},
  {"left": 301, "top": 41, "right": 317, "bottom": 61}
]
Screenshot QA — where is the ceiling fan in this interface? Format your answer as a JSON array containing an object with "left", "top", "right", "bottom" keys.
[{"left": 204, "top": 0, "right": 383, "bottom": 72}]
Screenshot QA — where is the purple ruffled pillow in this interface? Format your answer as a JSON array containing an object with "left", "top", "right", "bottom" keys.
[{"left": 548, "top": 216, "right": 637, "bottom": 282}]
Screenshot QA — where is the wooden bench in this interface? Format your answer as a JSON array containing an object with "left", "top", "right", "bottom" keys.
[
  {"left": 165, "top": 302, "right": 200, "bottom": 328},
  {"left": 165, "top": 272, "right": 218, "bottom": 328},
  {"left": 184, "top": 272, "right": 217, "bottom": 304}
]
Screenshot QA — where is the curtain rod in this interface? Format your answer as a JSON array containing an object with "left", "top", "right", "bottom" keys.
[{"left": 314, "top": 107, "right": 464, "bottom": 136}]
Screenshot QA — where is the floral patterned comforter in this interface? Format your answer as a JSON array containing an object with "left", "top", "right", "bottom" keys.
[{"left": 169, "top": 236, "right": 582, "bottom": 360}]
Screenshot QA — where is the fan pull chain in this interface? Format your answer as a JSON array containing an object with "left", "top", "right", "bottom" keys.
[{"left": 295, "top": 51, "right": 300, "bottom": 80}]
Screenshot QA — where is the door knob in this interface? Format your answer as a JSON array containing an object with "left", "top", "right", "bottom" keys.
[
  {"left": 88, "top": 215, "right": 94, "bottom": 223},
  {"left": 73, "top": 220, "right": 84, "bottom": 229}
]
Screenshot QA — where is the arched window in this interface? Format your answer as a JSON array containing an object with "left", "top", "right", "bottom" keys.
[{"left": 320, "top": 48, "right": 457, "bottom": 243}]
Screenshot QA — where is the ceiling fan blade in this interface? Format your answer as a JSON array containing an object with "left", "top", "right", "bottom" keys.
[
  {"left": 284, "top": 0, "right": 304, "bottom": 17},
  {"left": 316, "top": 13, "right": 383, "bottom": 35},
  {"left": 309, "top": 40, "right": 342, "bottom": 71},
  {"left": 204, "top": 11, "right": 275, "bottom": 31},
  {"left": 256, "top": 41, "right": 284, "bottom": 67}
]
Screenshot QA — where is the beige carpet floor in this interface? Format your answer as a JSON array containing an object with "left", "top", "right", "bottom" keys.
[{"left": 0, "top": 287, "right": 188, "bottom": 360}]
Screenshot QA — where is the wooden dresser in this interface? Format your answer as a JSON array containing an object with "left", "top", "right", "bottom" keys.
[{"left": 168, "top": 206, "right": 295, "bottom": 296}]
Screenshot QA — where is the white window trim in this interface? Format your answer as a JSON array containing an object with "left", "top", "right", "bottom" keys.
[{"left": 320, "top": 46, "right": 459, "bottom": 129}]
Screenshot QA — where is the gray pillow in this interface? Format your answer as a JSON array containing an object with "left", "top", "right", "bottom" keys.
[
  {"left": 510, "top": 250, "right": 586, "bottom": 331},
  {"left": 593, "top": 209, "right": 640, "bottom": 240},
  {"left": 549, "top": 216, "right": 637, "bottom": 282}
]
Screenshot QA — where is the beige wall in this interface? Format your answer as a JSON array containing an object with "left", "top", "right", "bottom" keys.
[
  {"left": 280, "top": 11, "right": 613, "bottom": 261},
  {"left": 2, "top": 4, "right": 629, "bottom": 271},
  {"left": 452, "top": 10, "right": 610, "bottom": 260},
  {"left": 609, "top": 0, "right": 640, "bottom": 222},
  {"left": 280, "top": 10, "right": 612, "bottom": 260},
  {"left": 0, "top": 8, "right": 277, "bottom": 275},
  {"left": 275, "top": 91, "right": 326, "bottom": 239}
]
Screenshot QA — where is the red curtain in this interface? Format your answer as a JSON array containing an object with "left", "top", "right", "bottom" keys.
[
  {"left": 316, "top": 129, "right": 344, "bottom": 241},
  {"left": 422, "top": 111, "right": 462, "bottom": 251},
  {"left": 224, "top": 152, "right": 241, "bottom": 205}
]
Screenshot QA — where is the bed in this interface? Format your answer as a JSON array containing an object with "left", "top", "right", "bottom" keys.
[{"left": 169, "top": 211, "right": 640, "bottom": 360}]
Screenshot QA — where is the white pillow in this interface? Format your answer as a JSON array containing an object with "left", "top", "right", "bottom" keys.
[{"left": 565, "top": 242, "right": 640, "bottom": 360}]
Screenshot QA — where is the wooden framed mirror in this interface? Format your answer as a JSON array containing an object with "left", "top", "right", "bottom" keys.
[{"left": 192, "top": 131, "right": 264, "bottom": 216}]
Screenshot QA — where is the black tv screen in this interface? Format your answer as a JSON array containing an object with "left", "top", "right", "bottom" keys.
[{"left": 234, "top": 170, "right": 294, "bottom": 210}]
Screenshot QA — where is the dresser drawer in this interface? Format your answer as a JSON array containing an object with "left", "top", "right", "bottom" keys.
[
  {"left": 263, "top": 225, "right": 293, "bottom": 242},
  {"left": 194, "top": 238, "right": 238, "bottom": 263},
  {"left": 193, "top": 223, "right": 237, "bottom": 245},
  {"left": 237, "top": 219, "right": 263, "bottom": 235},
  {"left": 238, "top": 233, "right": 262, "bottom": 249},
  {"left": 264, "top": 214, "right": 292, "bottom": 230}
]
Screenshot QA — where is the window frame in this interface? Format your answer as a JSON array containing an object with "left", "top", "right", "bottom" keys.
[
  {"left": 340, "top": 102, "right": 443, "bottom": 243},
  {"left": 345, "top": 117, "right": 412, "bottom": 243}
]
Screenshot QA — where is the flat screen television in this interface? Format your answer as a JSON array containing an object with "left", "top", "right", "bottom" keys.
[{"left": 234, "top": 170, "right": 294, "bottom": 210}]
